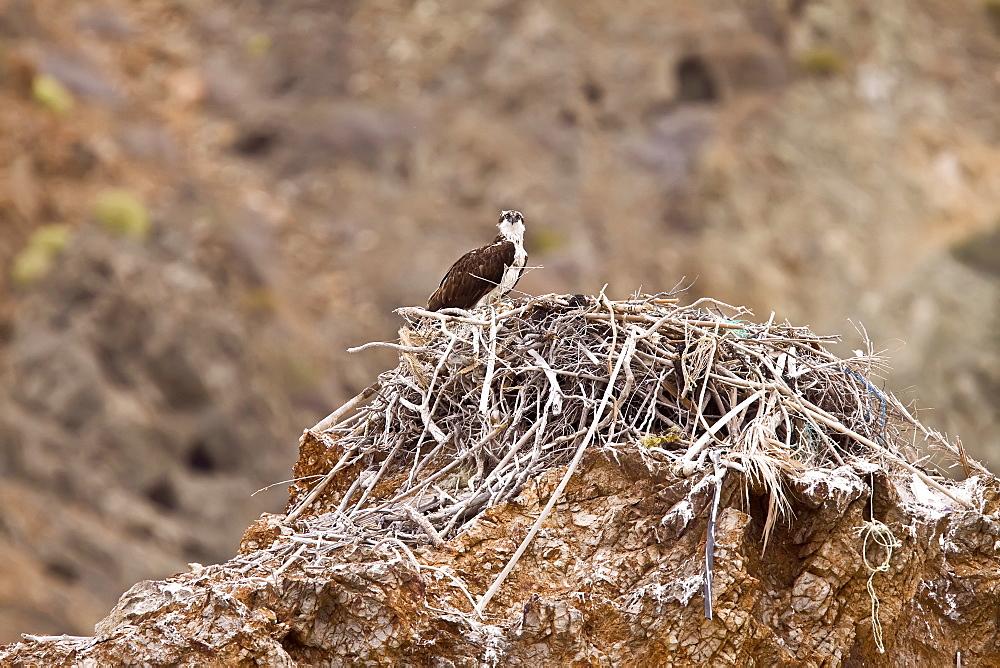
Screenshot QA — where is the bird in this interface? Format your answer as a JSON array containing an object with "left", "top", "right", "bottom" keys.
[{"left": 427, "top": 210, "right": 527, "bottom": 311}]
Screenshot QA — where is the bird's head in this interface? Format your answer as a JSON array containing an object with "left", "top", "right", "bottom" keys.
[{"left": 497, "top": 210, "right": 525, "bottom": 242}]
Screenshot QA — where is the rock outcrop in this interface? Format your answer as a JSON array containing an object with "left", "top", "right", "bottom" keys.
[
  {"left": 3, "top": 296, "right": 997, "bottom": 666},
  {"left": 7, "top": 451, "right": 998, "bottom": 666}
]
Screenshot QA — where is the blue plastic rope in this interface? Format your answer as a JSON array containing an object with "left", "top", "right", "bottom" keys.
[{"left": 837, "top": 366, "right": 887, "bottom": 443}]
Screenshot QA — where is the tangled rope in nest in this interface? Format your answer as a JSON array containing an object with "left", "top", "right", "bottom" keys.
[{"left": 285, "top": 293, "right": 981, "bottom": 545}]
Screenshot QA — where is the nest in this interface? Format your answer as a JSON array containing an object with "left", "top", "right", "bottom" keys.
[{"left": 285, "top": 293, "right": 981, "bottom": 549}]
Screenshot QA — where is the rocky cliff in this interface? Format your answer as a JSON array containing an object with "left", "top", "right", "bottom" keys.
[
  {"left": 2, "top": 0, "right": 1000, "bottom": 644},
  {"left": 3, "top": 296, "right": 996, "bottom": 666}
]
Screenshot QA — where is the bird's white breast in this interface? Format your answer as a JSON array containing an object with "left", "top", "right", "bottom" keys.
[{"left": 485, "top": 239, "right": 526, "bottom": 305}]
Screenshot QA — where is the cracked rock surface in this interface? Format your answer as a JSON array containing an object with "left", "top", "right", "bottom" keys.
[{"left": 3, "top": 445, "right": 997, "bottom": 666}]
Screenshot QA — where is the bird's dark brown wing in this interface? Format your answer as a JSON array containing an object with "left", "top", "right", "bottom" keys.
[{"left": 427, "top": 240, "right": 515, "bottom": 311}]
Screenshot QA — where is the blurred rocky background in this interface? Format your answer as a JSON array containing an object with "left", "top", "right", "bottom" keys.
[{"left": 1, "top": 0, "right": 998, "bottom": 643}]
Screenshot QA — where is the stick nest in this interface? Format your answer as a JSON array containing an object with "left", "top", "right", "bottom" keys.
[{"left": 287, "top": 293, "right": 982, "bottom": 547}]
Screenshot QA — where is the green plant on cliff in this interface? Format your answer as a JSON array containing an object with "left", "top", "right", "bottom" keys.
[
  {"left": 32, "top": 74, "right": 74, "bottom": 114},
  {"left": 797, "top": 46, "right": 846, "bottom": 76},
  {"left": 94, "top": 189, "right": 151, "bottom": 239},
  {"left": 11, "top": 224, "right": 74, "bottom": 285}
]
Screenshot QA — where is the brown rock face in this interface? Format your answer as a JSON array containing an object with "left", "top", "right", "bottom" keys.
[
  {"left": 0, "top": 227, "right": 300, "bottom": 637},
  {"left": 2, "top": 448, "right": 997, "bottom": 666}
]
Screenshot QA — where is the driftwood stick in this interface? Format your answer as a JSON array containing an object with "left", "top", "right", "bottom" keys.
[
  {"left": 310, "top": 384, "right": 378, "bottom": 432},
  {"left": 404, "top": 505, "right": 445, "bottom": 547},
  {"left": 479, "top": 308, "right": 500, "bottom": 415},
  {"left": 395, "top": 306, "right": 489, "bottom": 326},
  {"left": 348, "top": 341, "right": 431, "bottom": 354}
]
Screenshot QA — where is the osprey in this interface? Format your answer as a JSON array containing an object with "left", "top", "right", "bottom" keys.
[{"left": 427, "top": 210, "right": 527, "bottom": 311}]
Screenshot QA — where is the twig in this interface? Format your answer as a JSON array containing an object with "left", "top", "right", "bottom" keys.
[
  {"left": 348, "top": 341, "right": 431, "bottom": 354},
  {"left": 395, "top": 306, "right": 489, "bottom": 326},
  {"left": 310, "top": 384, "right": 378, "bottom": 432},
  {"left": 677, "top": 390, "right": 766, "bottom": 477},
  {"left": 356, "top": 420, "right": 511, "bottom": 521},
  {"left": 272, "top": 544, "right": 307, "bottom": 582},
  {"left": 404, "top": 505, "right": 445, "bottom": 547},
  {"left": 479, "top": 308, "right": 500, "bottom": 415},
  {"left": 527, "top": 349, "right": 563, "bottom": 416},
  {"left": 704, "top": 450, "right": 726, "bottom": 620}
]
